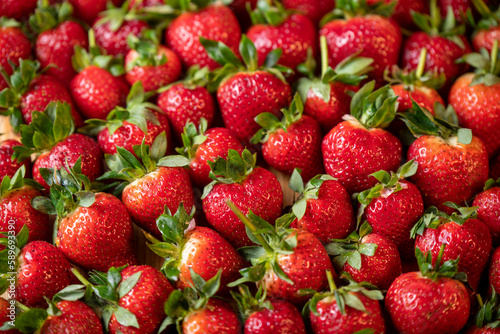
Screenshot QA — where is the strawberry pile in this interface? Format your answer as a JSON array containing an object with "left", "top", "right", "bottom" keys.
[{"left": 1, "top": 0, "right": 500, "bottom": 332}]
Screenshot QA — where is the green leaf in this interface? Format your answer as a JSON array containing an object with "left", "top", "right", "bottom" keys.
[
  {"left": 239, "top": 35, "right": 258, "bottom": 71},
  {"left": 358, "top": 243, "right": 377, "bottom": 257},
  {"left": 289, "top": 168, "right": 304, "bottom": 193},
  {"left": 346, "top": 251, "right": 362, "bottom": 270},
  {"left": 292, "top": 199, "right": 307, "bottom": 220},
  {"left": 157, "top": 155, "right": 190, "bottom": 167},
  {"left": 14, "top": 309, "right": 48, "bottom": 333},
  {"left": 114, "top": 306, "right": 140, "bottom": 328},
  {"left": 343, "top": 292, "right": 366, "bottom": 312},
  {"left": 457, "top": 128, "right": 472, "bottom": 145},
  {"left": 53, "top": 284, "right": 86, "bottom": 301},
  {"left": 117, "top": 271, "right": 142, "bottom": 298},
  {"left": 150, "top": 131, "right": 167, "bottom": 162}
]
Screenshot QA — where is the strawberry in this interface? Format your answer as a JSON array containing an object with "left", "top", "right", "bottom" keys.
[
  {"left": 470, "top": 0, "right": 500, "bottom": 53},
  {"left": 386, "top": 246, "right": 471, "bottom": 334},
  {"left": 231, "top": 285, "right": 306, "bottom": 334},
  {"left": 281, "top": 0, "right": 335, "bottom": 25},
  {"left": 68, "top": 0, "right": 122, "bottom": 24},
  {"left": 357, "top": 160, "right": 424, "bottom": 260},
  {"left": 473, "top": 178, "right": 500, "bottom": 246},
  {"left": 411, "top": 203, "right": 492, "bottom": 291},
  {"left": 322, "top": 81, "right": 402, "bottom": 194},
  {"left": 306, "top": 271, "right": 386, "bottom": 334},
  {"left": 0, "top": 0, "right": 37, "bottom": 20},
  {"left": 176, "top": 119, "right": 244, "bottom": 187},
  {"left": 288, "top": 170, "right": 355, "bottom": 243},
  {"left": 157, "top": 66, "right": 215, "bottom": 140},
  {"left": 439, "top": 0, "right": 491, "bottom": 21},
  {"left": 449, "top": 44, "right": 500, "bottom": 157},
  {"left": 227, "top": 203, "right": 334, "bottom": 305},
  {"left": 464, "top": 289, "right": 500, "bottom": 334},
  {"left": 145, "top": 203, "right": 246, "bottom": 293},
  {"left": 392, "top": 0, "right": 429, "bottom": 30},
  {"left": 251, "top": 94, "right": 324, "bottom": 181},
  {"left": 489, "top": 246, "right": 500, "bottom": 294},
  {"left": 201, "top": 35, "right": 292, "bottom": 144},
  {"left": 28, "top": 2, "right": 88, "bottom": 85},
  {"left": 401, "top": 101, "right": 489, "bottom": 213},
  {"left": 166, "top": 3, "right": 241, "bottom": 70},
  {"left": 0, "top": 297, "right": 20, "bottom": 334},
  {"left": 201, "top": 149, "right": 283, "bottom": 249},
  {"left": 125, "top": 30, "right": 181, "bottom": 92},
  {"left": 0, "top": 19, "right": 31, "bottom": 91},
  {"left": 0, "top": 140, "right": 30, "bottom": 180},
  {"left": 32, "top": 163, "right": 138, "bottom": 271},
  {"left": 319, "top": 0, "right": 402, "bottom": 85},
  {"left": 160, "top": 270, "right": 241, "bottom": 334}
]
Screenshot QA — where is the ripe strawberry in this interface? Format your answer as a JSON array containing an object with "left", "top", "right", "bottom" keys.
[
  {"left": 0, "top": 297, "right": 20, "bottom": 334},
  {"left": 28, "top": 2, "right": 88, "bottom": 85},
  {"left": 470, "top": 0, "right": 500, "bottom": 52},
  {"left": 0, "top": 140, "right": 30, "bottom": 180},
  {"left": 68, "top": 0, "right": 122, "bottom": 24},
  {"left": 474, "top": 178, "right": 500, "bottom": 246},
  {"left": 251, "top": 94, "right": 324, "bottom": 181},
  {"left": 157, "top": 66, "right": 215, "bottom": 140},
  {"left": 439, "top": 0, "right": 491, "bottom": 21},
  {"left": 306, "top": 271, "right": 386, "bottom": 334},
  {"left": 227, "top": 203, "right": 334, "bottom": 305},
  {"left": 231, "top": 285, "right": 306, "bottom": 334},
  {"left": 463, "top": 289, "right": 500, "bottom": 334},
  {"left": 392, "top": 0, "right": 429, "bottom": 30},
  {"left": 489, "top": 246, "right": 500, "bottom": 294},
  {"left": 176, "top": 119, "right": 244, "bottom": 187},
  {"left": 145, "top": 204, "right": 245, "bottom": 293},
  {"left": 402, "top": 101, "right": 489, "bottom": 213},
  {"left": 449, "top": 45, "right": 500, "bottom": 157},
  {"left": 281, "top": 0, "right": 334, "bottom": 25},
  {"left": 288, "top": 171, "right": 355, "bottom": 243},
  {"left": 202, "top": 35, "right": 292, "bottom": 144},
  {"left": 0, "top": 19, "right": 31, "bottom": 91},
  {"left": 412, "top": 204, "right": 492, "bottom": 291},
  {"left": 357, "top": 160, "right": 424, "bottom": 260},
  {"left": 386, "top": 246, "right": 471, "bottom": 334},
  {"left": 0, "top": 0, "right": 37, "bottom": 20},
  {"left": 202, "top": 149, "right": 283, "bottom": 248},
  {"left": 319, "top": 1, "right": 402, "bottom": 85},
  {"left": 166, "top": 4, "right": 241, "bottom": 70},
  {"left": 322, "top": 82, "right": 402, "bottom": 194}
]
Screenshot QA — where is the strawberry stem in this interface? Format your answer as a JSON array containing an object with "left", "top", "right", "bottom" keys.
[
  {"left": 143, "top": 230, "right": 162, "bottom": 244},
  {"left": 15, "top": 301, "right": 30, "bottom": 312},
  {"left": 71, "top": 268, "right": 92, "bottom": 287},
  {"left": 491, "top": 40, "right": 498, "bottom": 74},
  {"left": 320, "top": 36, "right": 328, "bottom": 78},
  {"left": 416, "top": 48, "right": 427, "bottom": 79},
  {"left": 435, "top": 243, "right": 446, "bottom": 270},
  {"left": 326, "top": 270, "right": 337, "bottom": 293},
  {"left": 476, "top": 293, "right": 484, "bottom": 308}
]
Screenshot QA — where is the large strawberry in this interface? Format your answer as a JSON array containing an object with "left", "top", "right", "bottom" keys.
[
  {"left": 449, "top": 44, "right": 500, "bottom": 157},
  {"left": 322, "top": 81, "right": 402, "bottom": 194},
  {"left": 201, "top": 35, "right": 292, "bottom": 144},
  {"left": 281, "top": 0, "right": 334, "bottom": 25},
  {"left": 319, "top": 0, "right": 402, "bottom": 85},
  {"left": 386, "top": 246, "right": 471, "bottom": 334},
  {"left": 0, "top": 140, "right": 30, "bottom": 180},
  {"left": 470, "top": 0, "right": 500, "bottom": 52},
  {"left": 251, "top": 93, "right": 324, "bottom": 181},
  {"left": 201, "top": 149, "right": 283, "bottom": 249},
  {"left": 474, "top": 178, "right": 500, "bottom": 246},
  {"left": 0, "top": 19, "right": 31, "bottom": 91},
  {"left": 464, "top": 289, "right": 500, "bottom": 334}
]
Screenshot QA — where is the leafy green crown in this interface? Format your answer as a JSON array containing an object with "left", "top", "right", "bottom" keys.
[
  {"left": 320, "top": 0, "right": 396, "bottom": 26},
  {"left": 126, "top": 30, "right": 167, "bottom": 71},
  {"left": 468, "top": 0, "right": 500, "bottom": 31},
  {"left": 415, "top": 244, "right": 467, "bottom": 282},
  {"left": 27, "top": 1, "right": 74, "bottom": 35},
  {"left": 0, "top": 165, "right": 44, "bottom": 197},
  {"left": 459, "top": 41, "right": 500, "bottom": 86},
  {"left": 175, "top": 118, "right": 209, "bottom": 160}
]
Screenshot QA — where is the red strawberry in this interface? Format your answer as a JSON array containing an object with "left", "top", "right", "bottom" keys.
[
  {"left": 0, "top": 0, "right": 37, "bottom": 20},
  {"left": 281, "top": 0, "right": 335, "bottom": 25},
  {"left": 392, "top": 0, "right": 429, "bottom": 30},
  {"left": 439, "top": 0, "right": 491, "bottom": 21},
  {"left": 0, "top": 297, "right": 20, "bottom": 334},
  {"left": 0, "top": 140, "right": 30, "bottom": 180},
  {"left": 288, "top": 171, "right": 355, "bottom": 243},
  {"left": 307, "top": 271, "right": 386, "bottom": 334},
  {"left": 463, "top": 289, "right": 500, "bottom": 334},
  {"left": 386, "top": 246, "right": 471, "bottom": 334},
  {"left": 202, "top": 149, "right": 283, "bottom": 249},
  {"left": 473, "top": 178, "right": 500, "bottom": 246},
  {"left": 129, "top": 0, "right": 164, "bottom": 9},
  {"left": 68, "top": 0, "right": 122, "bottom": 24},
  {"left": 319, "top": 2, "right": 402, "bottom": 85},
  {"left": 489, "top": 246, "right": 500, "bottom": 294},
  {"left": 470, "top": 0, "right": 500, "bottom": 53},
  {"left": 322, "top": 82, "right": 402, "bottom": 194},
  {"left": 166, "top": 4, "right": 241, "bottom": 70},
  {"left": 176, "top": 119, "right": 244, "bottom": 187},
  {"left": 251, "top": 94, "right": 324, "bottom": 181},
  {"left": 0, "top": 20, "right": 31, "bottom": 91}
]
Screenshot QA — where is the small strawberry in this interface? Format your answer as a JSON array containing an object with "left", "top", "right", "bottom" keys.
[
  {"left": 201, "top": 149, "right": 283, "bottom": 249},
  {"left": 391, "top": 0, "right": 429, "bottom": 30},
  {"left": 0, "top": 19, "right": 31, "bottom": 91},
  {"left": 305, "top": 271, "right": 386, "bottom": 334},
  {"left": 439, "top": 0, "right": 491, "bottom": 21},
  {"left": 0, "top": 140, "right": 30, "bottom": 180},
  {"left": 251, "top": 93, "right": 324, "bottom": 181},
  {"left": 473, "top": 178, "right": 500, "bottom": 246},
  {"left": 322, "top": 81, "right": 402, "bottom": 194},
  {"left": 489, "top": 246, "right": 500, "bottom": 294},
  {"left": 0, "top": 297, "right": 20, "bottom": 334},
  {"left": 0, "top": 0, "right": 37, "bottom": 20},
  {"left": 386, "top": 245, "right": 470, "bottom": 334},
  {"left": 469, "top": 0, "right": 500, "bottom": 52},
  {"left": 463, "top": 289, "right": 500, "bottom": 334},
  {"left": 281, "top": 0, "right": 335, "bottom": 25},
  {"left": 68, "top": 0, "right": 122, "bottom": 24},
  {"left": 288, "top": 170, "right": 355, "bottom": 243}
]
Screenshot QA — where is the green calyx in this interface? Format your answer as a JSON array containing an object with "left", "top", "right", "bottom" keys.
[
  {"left": 0, "top": 165, "right": 44, "bottom": 197},
  {"left": 200, "top": 34, "right": 293, "bottom": 92},
  {"left": 468, "top": 0, "right": 500, "bottom": 31},
  {"left": 459, "top": 41, "right": 500, "bottom": 86},
  {"left": 410, "top": 203, "right": 478, "bottom": 238},
  {"left": 326, "top": 222, "right": 378, "bottom": 271},
  {"left": 0, "top": 17, "right": 22, "bottom": 28},
  {"left": 415, "top": 244, "right": 467, "bottom": 282},
  {"left": 349, "top": 81, "right": 399, "bottom": 129},
  {"left": 157, "top": 65, "right": 210, "bottom": 94},
  {"left": 230, "top": 285, "right": 274, "bottom": 319},
  {"left": 249, "top": 0, "right": 292, "bottom": 27},
  {"left": 159, "top": 269, "right": 223, "bottom": 334},
  {"left": 144, "top": 203, "right": 196, "bottom": 282},
  {"left": 176, "top": 118, "right": 209, "bottom": 160},
  {"left": 27, "top": 1, "right": 74, "bottom": 35},
  {"left": 475, "top": 288, "right": 500, "bottom": 329},
  {"left": 399, "top": 99, "right": 473, "bottom": 144},
  {"left": 201, "top": 149, "right": 257, "bottom": 199},
  {"left": 126, "top": 30, "right": 166, "bottom": 71},
  {"left": 95, "top": 0, "right": 141, "bottom": 31},
  {"left": 0, "top": 225, "right": 29, "bottom": 295},
  {"left": 320, "top": 0, "right": 395, "bottom": 25},
  {"left": 484, "top": 177, "right": 500, "bottom": 191},
  {"left": 12, "top": 101, "right": 75, "bottom": 162}
]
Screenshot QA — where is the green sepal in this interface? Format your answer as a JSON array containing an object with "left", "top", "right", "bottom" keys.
[
  {"left": 157, "top": 65, "right": 211, "bottom": 93},
  {"left": 0, "top": 17, "right": 22, "bottom": 28},
  {"left": 249, "top": 0, "right": 291, "bottom": 27},
  {"left": 475, "top": 288, "right": 500, "bottom": 328},
  {"left": 469, "top": 0, "right": 500, "bottom": 31},
  {"left": 0, "top": 165, "right": 44, "bottom": 197},
  {"left": 126, "top": 29, "right": 166, "bottom": 71},
  {"left": 415, "top": 244, "right": 467, "bottom": 282},
  {"left": 459, "top": 42, "right": 500, "bottom": 86},
  {"left": 230, "top": 284, "right": 273, "bottom": 320},
  {"left": 484, "top": 177, "right": 500, "bottom": 191},
  {"left": 11, "top": 307, "right": 49, "bottom": 333},
  {"left": 95, "top": 0, "right": 141, "bottom": 32},
  {"left": 0, "top": 225, "right": 29, "bottom": 275},
  {"left": 175, "top": 117, "right": 209, "bottom": 160},
  {"left": 27, "top": 1, "right": 74, "bottom": 35},
  {"left": 320, "top": 0, "right": 395, "bottom": 26}
]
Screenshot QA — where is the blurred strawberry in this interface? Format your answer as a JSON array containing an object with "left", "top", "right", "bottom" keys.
[
  {"left": 0, "top": 0, "right": 37, "bottom": 20},
  {"left": 439, "top": 0, "right": 491, "bottom": 21},
  {"left": 470, "top": 0, "right": 500, "bottom": 52},
  {"left": 473, "top": 178, "right": 500, "bottom": 246},
  {"left": 0, "top": 139, "right": 30, "bottom": 181},
  {"left": 0, "top": 19, "right": 31, "bottom": 91},
  {"left": 281, "top": 0, "right": 334, "bottom": 25},
  {"left": 68, "top": 0, "right": 123, "bottom": 24}
]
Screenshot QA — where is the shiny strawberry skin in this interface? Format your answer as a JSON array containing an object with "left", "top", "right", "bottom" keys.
[
  {"left": 68, "top": 0, "right": 122, "bottom": 24},
  {"left": 473, "top": 27, "right": 500, "bottom": 53},
  {"left": 449, "top": 73, "right": 500, "bottom": 157},
  {"left": 32, "top": 133, "right": 103, "bottom": 192},
  {"left": 407, "top": 135, "right": 489, "bottom": 214},
  {"left": 322, "top": 120, "right": 403, "bottom": 194},
  {"left": 247, "top": 14, "right": 317, "bottom": 70},
  {"left": 217, "top": 71, "right": 292, "bottom": 144},
  {"left": 70, "top": 65, "right": 129, "bottom": 120},
  {"left": 262, "top": 229, "right": 334, "bottom": 304},
  {"left": 0, "top": 0, "right": 37, "bottom": 20},
  {"left": 189, "top": 127, "right": 244, "bottom": 187},
  {"left": 17, "top": 241, "right": 76, "bottom": 308},
  {"left": 386, "top": 271, "right": 470, "bottom": 334},
  {"left": 166, "top": 5, "right": 241, "bottom": 70},
  {"left": 0, "top": 298, "right": 21, "bottom": 334},
  {"left": 310, "top": 291, "right": 386, "bottom": 334},
  {"left": 35, "top": 21, "right": 88, "bottom": 85},
  {"left": 0, "top": 26, "right": 31, "bottom": 91},
  {"left": 320, "top": 15, "right": 402, "bottom": 85},
  {"left": 56, "top": 192, "right": 138, "bottom": 271},
  {"left": 489, "top": 246, "right": 500, "bottom": 294},
  {"left": 262, "top": 115, "right": 324, "bottom": 181},
  {"left": 109, "top": 265, "right": 174, "bottom": 334},
  {"left": 415, "top": 218, "right": 492, "bottom": 291},
  {"left": 473, "top": 187, "right": 500, "bottom": 246},
  {"left": 40, "top": 300, "right": 104, "bottom": 334},
  {"left": 363, "top": 180, "right": 424, "bottom": 260},
  {"left": 122, "top": 166, "right": 195, "bottom": 238},
  {"left": 93, "top": 19, "right": 149, "bottom": 56},
  {"left": 392, "top": 85, "right": 443, "bottom": 114},
  {"left": 0, "top": 140, "right": 31, "bottom": 180},
  {"left": 244, "top": 299, "right": 306, "bottom": 334},
  {"left": 202, "top": 167, "right": 283, "bottom": 249},
  {"left": 182, "top": 298, "right": 241, "bottom": 334},
  {"left": 290, "top": 179, "right": 355, "bottom": 243},
  {"left": 157, "top": 83, "right": 215, "bottom": 140},
  {"left": 281, "top": 0, "right": 335, "bottom": 25}
]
